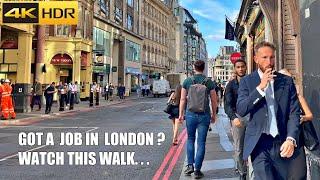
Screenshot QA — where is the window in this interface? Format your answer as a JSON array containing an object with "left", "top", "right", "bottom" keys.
[
  {"left": 100, "top": 0, "right": 109, "bottom": 14},
  {"left": 135, "top": 0, "right": 139, "bottom": 11},
  {"left": 56, "top": 25, "right": 70, "bottom": 36},
  {"left": 93, "top": 27, "right": 111, "bottom": 56},
  {"left": 126, "top": 40, "right": 141, "bottom": 62},
  {"left": 127, "top": 0, "right": 133, "bottom": 7},
  {"left": 127, "top": 14, "right": 133, "bottom": 31},
  {"left": 114, "top": 6, "right": 122, "bottom": 25}
]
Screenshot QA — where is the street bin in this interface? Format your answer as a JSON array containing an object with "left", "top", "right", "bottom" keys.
[{"left": 13, "top": 83, "right": 32, "bottom": 113}]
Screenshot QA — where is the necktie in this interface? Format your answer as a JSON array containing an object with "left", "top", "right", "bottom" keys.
[{"left": 266, "top": 82, "right": 278, "bottom": 137}]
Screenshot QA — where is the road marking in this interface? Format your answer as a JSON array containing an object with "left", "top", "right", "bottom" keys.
[
  {"left": 0, "top": 145, "right": 47, "bottom": 162},
  {"left": 201, "top": 159, "right": 235, "bottom": 172},
  {"left": 153, "top": 128, "right": 187, "bottom": 180},
  {"left": 0, "top": 126, "right": 98, "bottom": 129},
  {"left": 163, "top": 129, "right": 188, "bottom": 180},
  {"left": 85, "top": 127, "right": 99, "bottom": 133}
]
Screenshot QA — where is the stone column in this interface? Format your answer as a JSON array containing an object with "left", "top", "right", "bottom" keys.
[
  {"left": 35, "top": 25, "right": 45, "bottom": 83},
  {"left": 15, "top": 32, "right": 33, "bottom": 112}
]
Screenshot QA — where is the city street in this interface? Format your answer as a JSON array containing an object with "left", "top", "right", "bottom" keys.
[{"left": 0, "top": 97, "right": 237, "bottom": 180}]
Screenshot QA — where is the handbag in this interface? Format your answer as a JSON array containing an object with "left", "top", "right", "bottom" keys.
[
  {"left": 164, "top": 103, "right": 174, "bottom": 114},
  {"left": 302, "top": 121, "right": 319, "bottom": 151}
]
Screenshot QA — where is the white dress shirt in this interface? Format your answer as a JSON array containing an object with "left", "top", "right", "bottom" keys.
[{"left": 256, "top": 69, "right": 279, "bottom": 137}]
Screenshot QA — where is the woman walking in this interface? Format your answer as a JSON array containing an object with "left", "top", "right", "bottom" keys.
[{"left": 167, "top": 85, "right": 182, "bottom": 146}]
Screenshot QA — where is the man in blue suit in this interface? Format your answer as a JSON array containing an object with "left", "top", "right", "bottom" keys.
[{"left": 236, "top": 41, "right": 301, "bottom": 180}]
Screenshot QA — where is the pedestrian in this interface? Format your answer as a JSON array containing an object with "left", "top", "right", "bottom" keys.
[
  {"left": 69, "top": 82, "right": 76, "bottom": 110},
  {"left": 66, "top": 82, "right": 71, "bottom": 106},
  {"left": 142, "top": 84, "right": 146, "bottom": 97},
  {"left": 90, "top": 82, "right": 96, "bottom": 107},
  {"left": 0, "top": 79, "right": 16, "bottom": 120},
  {"left": 167, "top": 85, "right": 182, "bottom": 146},
  {"left": 109, "top": 83, "right": 114, "bottom": 101},
  {"left": 136, "top": 84, "right": 141, "bottom": 98},
  {"left": 279, "top": 68, "right": 316, "bottom": 180},
  {"left": 224, "top": 59, "right": 248, "bottom": 180},
  {"left": 30, "top": 79, "right": 42, "bottom": 111},
  {"left": 44, "top": 82, "right": 56, "bottom": 114},
  {"left": 96, "top": 83, "right": 101, "bottom": 105},
  {"left": 75, "top": 81, "right": 80, "bottom": 104},
  {"left": 179, "top": 60, "right": 218, "bottom": 179},
  {"left": 118, "top": 84, "right": 125, "bottom": 100},
  {"left": 121, "top": 84, "right": 126, "bottom": 99},
  {"left": 236, "top": 41, "right": 301, "bottom": 180},
  {"left": 57, "top": 81, "right": 66, "bottom": 111},
  {"left": 146, "top": 84, "right": 150, "bottom": 96},
  {"left": 104, "top": 83, "right": 109, "bottom": 100}
]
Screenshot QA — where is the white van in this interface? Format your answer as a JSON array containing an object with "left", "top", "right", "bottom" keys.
[{"left": 152, "top": 79, "right": 170, "bottom": 98}]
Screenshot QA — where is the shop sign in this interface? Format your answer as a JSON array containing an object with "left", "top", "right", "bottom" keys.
[
  {"left": 51, "top": 54, "right": 73, "bottom": 65},
  {"left": 93, "top": 65, "right": 105, "bottom": 73}
]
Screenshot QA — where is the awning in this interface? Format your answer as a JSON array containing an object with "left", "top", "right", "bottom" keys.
[{"left": 126, "top": 67, "right": 141, "bottom": 75}]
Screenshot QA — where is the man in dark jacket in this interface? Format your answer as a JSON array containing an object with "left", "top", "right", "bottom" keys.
[
  {"left": 224, "top": 59, "right": 247, "bottom": 180},
  {"left": 236, "top": 42, "right": 300, "bottom": 179},
  {"left": 44, "top": 82, "right": 56, "bottom": 114}
]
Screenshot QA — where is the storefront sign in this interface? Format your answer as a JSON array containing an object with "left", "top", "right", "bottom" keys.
[
  {"left": 93, "top": 66, "right": 105, "bottom": 74},
  {"left": 51, "top": 54, "right": 73, "bottom": 65}
]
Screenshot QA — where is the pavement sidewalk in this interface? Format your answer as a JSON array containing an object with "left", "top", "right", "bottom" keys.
[
  {"left": 0, "top": 94, "right": 147, "bottom": 126},
  {"left": 179, "top": 107, "right": 238, "bottom": 180}
]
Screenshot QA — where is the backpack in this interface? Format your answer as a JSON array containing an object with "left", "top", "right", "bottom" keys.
[{"left": 187, "top": 77, "right": 209, "bottom": 113}]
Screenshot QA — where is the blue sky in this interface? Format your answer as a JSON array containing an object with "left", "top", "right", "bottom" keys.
[{"left": 179, "top": 0, "right": 241, "bottom": 58}]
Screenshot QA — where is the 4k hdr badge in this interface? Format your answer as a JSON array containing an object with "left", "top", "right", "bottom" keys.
[{"left": 2, "top": 1, "right": 78, "bottom": 24}]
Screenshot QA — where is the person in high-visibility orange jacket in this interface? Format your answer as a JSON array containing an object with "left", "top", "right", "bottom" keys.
[{"left": 0, "top": 79, "right": 16, "bottom": 120}]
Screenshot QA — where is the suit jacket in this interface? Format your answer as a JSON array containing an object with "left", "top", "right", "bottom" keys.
[{"left": 236, "top": 71, "right": 301, "bottom": 160}]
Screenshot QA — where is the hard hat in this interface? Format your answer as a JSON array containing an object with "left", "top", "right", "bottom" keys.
[{"left": 5, "top": 79, "right": 10, "bottom": 83}]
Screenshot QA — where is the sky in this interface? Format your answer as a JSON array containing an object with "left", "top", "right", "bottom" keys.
[{"left": 179, "top": 0, "right": 241, "bottom": 58}]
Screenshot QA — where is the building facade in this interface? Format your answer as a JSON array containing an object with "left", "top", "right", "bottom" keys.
[
  {"left": 207, "top": 58, "right": 214, "bottom": 79},
  {"left": 174, "top": 6, "right": 207, "bottom": 76},
  {"left": 0, "top": 23, "right": 34, "bottom": 112},
  {"left": 42, "top": 0, "right": 94, "bottom": 100},
  {"left": 213, "top": 46, "right": 235, "bottom": 84},
  {"left": 93, "top": 0, "right": 143, "bottom": 95},
  {"left": 141, "top": 0, "right": 176, "bottom": 84}
]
